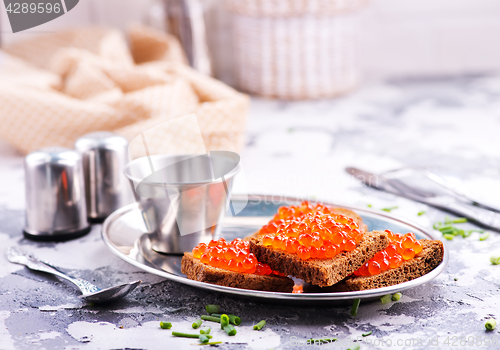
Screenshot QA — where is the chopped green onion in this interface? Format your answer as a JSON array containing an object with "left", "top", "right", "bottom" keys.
[
  {"left": 159, "top": 321, "right": 172, "bottom": 329},
  {"left": 381, "top": 206, "right": 398, "bottom": 212},
  {"left": 461, "top": 230, "right": 472, "bottom": 238},
  {"left": 362, "top": 331, "right": 372, "bottom": 337},
  {"left": 479, "top": 233, "right": 490, "bottom": 241},
  {"left": 433, "top": 222, "right": 443, "bottom": 229},
  {"left": 171, "top": 332, "right": 212, "bottom": 339},
  {"left": 253, "top": 320, "right": 266, "bottom": 330},
  {"left": 443, "top": 234, "right": 454, "bottom": 241},
  {"left": 444, "top": 216, "right": 451, "bottom": 224},
  {"left": 392, "top": 292, "right": 402, "bottom": 301},
  {"left": 223, "top": 324, "right": 237, "bottom": 336},
  {"left": 485, "top": 318, "right": 496, "bottom": 331},
  {"left": 211, "top": 314, "right": 241, "bottom": 326},
  {"left": 200, "top": 342, "right": 222, "bottom": 346},
  {"left": 307, "top": 338, "right": 337, "bottom": 344},
  {"left": 199, "top": 327, "right": 211, "bottom": 334},
  {"left": 454, "top": 278, "right": 458, "bottom": 281},
  {"left": 417, "top": 211, "right": 426, "bottom": 216},
  {"left": 347, "top": 344, "right": 360, "bottom": 350},
  {"left": 367, "top": 204, "right": 373, "bottom": 208},
  {"left": 450, "top": 217, "right": 467, "bottom": 224},
  {"left": 192, "top": 319, "right": 202, "bottom": 329},
  {"left": 199, "top": 334, "right": 210, "bottom": 344},
  {"left": 350, "top": 298, "right": 360, "bottom": 316},
  {"left": 490, "top": 256, "right": 500, "bottom": 265},
  {"left": 205, "top": 305, "right": 220, "bottom": 314},
  {"left": 201, "top": 315, "right": 221, "bottom": 323},
  {"left": 220, "top": 314, "right": 229, "bottom": 329},
  {"left": 380, "top": 295, "right": 392, "bottom": 304}
]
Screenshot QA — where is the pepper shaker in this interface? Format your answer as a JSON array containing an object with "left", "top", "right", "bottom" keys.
[
  {"left": 24, "top": 147, "right": 90, "bottom": 241},
  {"left": 75, "top": 132, "right": 134, "bottom": 222}
]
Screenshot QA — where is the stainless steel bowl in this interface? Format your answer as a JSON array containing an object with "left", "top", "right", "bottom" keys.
[
  {"left": 24, "top": 147, "right": 90, "bottom": 240},
  {"left": 124, "top": 152, "right": 240, "bottom": 254}
]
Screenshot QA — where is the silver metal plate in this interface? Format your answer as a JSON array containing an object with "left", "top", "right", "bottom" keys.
[{"left": 101, "top": 195, "right": 448, "bottom": 305}]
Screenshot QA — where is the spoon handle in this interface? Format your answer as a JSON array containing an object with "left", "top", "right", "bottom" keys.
[{"left": 7, "top": 247, "right": 99, "bottom": 294}]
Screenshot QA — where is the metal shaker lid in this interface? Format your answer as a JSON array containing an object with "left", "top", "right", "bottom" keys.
[
  {"left": 24, "top": 147, "right": 90, "bottom": 241},
  {"left": 74, "top": 131, "right": 129, "bottom": 151}
]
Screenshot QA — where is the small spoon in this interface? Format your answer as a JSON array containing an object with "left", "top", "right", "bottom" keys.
[{"left": 7, "top": 247, "right": 141, "bottom": 303}]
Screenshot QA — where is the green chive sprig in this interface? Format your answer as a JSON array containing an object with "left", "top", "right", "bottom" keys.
[
  {"left": 212, "top": 314, "right": 241, "bottom": 325},
  {"left": 223, "top": 324, "right": 237, "bottom": 336},
  {"left": 362, "top": 331, "right": 372, "bottom": 337},
  {"left": 479, "top": 233, "right": 490, "bottom": 241},
  {"left": 490, "top": 256, "right": 500, "bottom": 265},
  {"left": 205, "top": 305, "right": 220, "bottom": 314},
  {"left": 253, "top": 320, "right": 266, "bottom": 330},
  {"left": 199, "top": 334, "right": 210, "bottom": 343},
  {"left": 201, "top": 315, "right": 221, "bottom": 323},
  {"left": 192, "top": 319, "right": 202, "bottom": 329},
  {"left": 350, "top": 298, "right": 360, "bottom": 316},
  {"left": 159, "top": 321, "right": 172, "bottom": 329},
  {"left": 417, "top": 211, "right": 426, "bottom": 216},
  {"left": 392, "top": 292, "right": 402, "bottom": 301},
  {"left": 171, "top": 332, "right": 212, "bottom": 339},
  {"left": 485, "top": 318, "right": 496, "bottom": 331},
  {"left": 199, "top": 327, "right": 211, "bottom": 334},
  {"left": 381, "top": 206, "right": 398, "bottom": 212},
  {"left": 220, "top": 314, "right": 230, "bottom": 329},
  {"left": 380, "top": 295, "right": 392, "bottom": 304}
]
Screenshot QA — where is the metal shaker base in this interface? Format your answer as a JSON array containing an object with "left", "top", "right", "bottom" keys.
[{"left": 23, "top": 226, "right": 91, "bottom": 242}]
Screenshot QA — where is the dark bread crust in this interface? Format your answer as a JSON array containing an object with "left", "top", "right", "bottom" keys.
[
  {"left": 324, "top": 239, "right": 444, "bottom": 292},
  {"left": 181, "top": 253, "right": 294, "bottom": 292},
  {"left": 249, "top": 230, "right": 389, "bottom": 287}
]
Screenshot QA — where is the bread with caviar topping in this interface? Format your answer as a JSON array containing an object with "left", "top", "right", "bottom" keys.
[
  {"left": 249, "top": 230, "right": 390, "bottom": 287},
  {"left": 181, "top": 253, "right": 294, "bottom": 292}
]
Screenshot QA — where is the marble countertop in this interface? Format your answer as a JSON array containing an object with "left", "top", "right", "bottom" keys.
[{"left": 1, "top": 74, "right": 500, "bottom": 349}]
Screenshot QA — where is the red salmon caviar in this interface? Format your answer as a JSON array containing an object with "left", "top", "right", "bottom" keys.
[
  {"left": 191, "top": 238, "right": 279, "bottom": 276},
  {"left": 257, "top": 202, "right": 364, "bottom": 261},
  {"left": 353, "top": 231, "right": 423, "bottom": 277}
]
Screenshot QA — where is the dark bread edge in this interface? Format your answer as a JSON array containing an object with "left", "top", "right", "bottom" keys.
[
  {"left": 324, "top": 239, "right": 444, "bottom": 292},
  {"left": 249, "top": 230, "right": 389, "bottom": 287},
  {"left": 181, "top": 253, "right": 294, "bottom": 293}
]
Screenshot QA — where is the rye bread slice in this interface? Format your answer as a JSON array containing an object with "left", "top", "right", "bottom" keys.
[
  {"left": 249, "top": 230, "right": 389, "bottom": 287},
  {"left": 181, "top": 253, "right": 294, "bottom": 292},
  {"left": 324, "top": 239, "right": 444, "bottom": 292}
]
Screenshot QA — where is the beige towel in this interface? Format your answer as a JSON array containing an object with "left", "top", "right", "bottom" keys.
[{"left": 0, "top": 26, "right": 249, "bottom": 156}]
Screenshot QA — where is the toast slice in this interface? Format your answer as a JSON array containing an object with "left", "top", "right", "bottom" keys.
[
  {"left": 249, "top": 230, "right": 390, "bottom": 287},
  {"left": 181, "top": 253, "right": 294, "bottom": 292},
  {"left": 324, "top": 239, "right": 444, "bottom": 292}
]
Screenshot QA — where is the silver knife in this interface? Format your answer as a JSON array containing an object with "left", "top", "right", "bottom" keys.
[{"left": 346, "top": 167, "right": 500, "bottom": 231}]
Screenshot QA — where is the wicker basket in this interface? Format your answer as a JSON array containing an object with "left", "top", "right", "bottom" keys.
[{"left": 226, "top": 0, "right": 367, "bottom": 100}]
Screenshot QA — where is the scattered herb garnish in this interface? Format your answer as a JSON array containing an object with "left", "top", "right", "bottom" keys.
[
  {"left": 199, "top": 334, "right": 210, "bottom": 344},
  {"left": 199, "top": 327, "right": 211, "bottom": 334},
  {"left": 211, "top": 314, "right": 241, "bottom": 326},
  {"left": 479, "top": 233, "right": 490, "bottom": 241},
  {"left": 490, "top": 256, "right": 500, "bottom": 265},
  {"left": 380, "top": 295, "right": 392, "bottom": 304},
  {"left": 201, "top": 315, "right": 221, "bottom": 323},
  {"left": 443, "top": 234, "right": 455, "bottom": 241},
  {"left": 206, "top": 305, "right": 220, "bottom": 314},
  {"left": 433, "top": 219, "right": 483, "bottom": 240},
  {"left": 381, "top": 206, "right": 398, "bottom": 212},
  {"left": 200, "top": 342, "right": 222, "bottom": 346},
  {"left": 392, "top": 292, "right": 402, "bottom": 301},
  {"left": 220, "top": 314, "right": 230, "bottom": 329},
  {"left": 347, "top": 344, "right": 361, "bottom": 350},
  {"left": 307, "top": 338, "right": 337, "bottom": 344},
  {"left": 160, "top": 321, "right": 172, "bottom": 329},
  {"left": 223, "top": 324, "right": 237, "bottom": 336},
  {"left": 192, "top": 319, "right": 202, "bottom": 329},
  {"left": 417, "top": 211, "right": 426, "bottom": 216},
  {"left": 485, "top": 318, "right": 497, "bottom": 331},
  {"left": 362, "top": 331, "right": 372, "bottom": 337},
  {"left": 350, "top": 298, "right": 361, "bottom": 316},
  {"left": 367, "top": 204, "right": 373, "bottom": 208},
  {"left": 253, "top": 320, "right": 266, "bottom": 330},
  {"left": 454, "top": 278, "right": 458, "bottom": 281},
  {"left": 172, "top": 332, "right": 213, "bottom": 339}
]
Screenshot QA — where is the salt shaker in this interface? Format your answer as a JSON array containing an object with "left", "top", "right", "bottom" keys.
[
  {"left": 75, "top": 132, "right": 133, "bottom": 222},
  {"left": 24, "top": 147, "right": 90, "bottom": 241}
]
